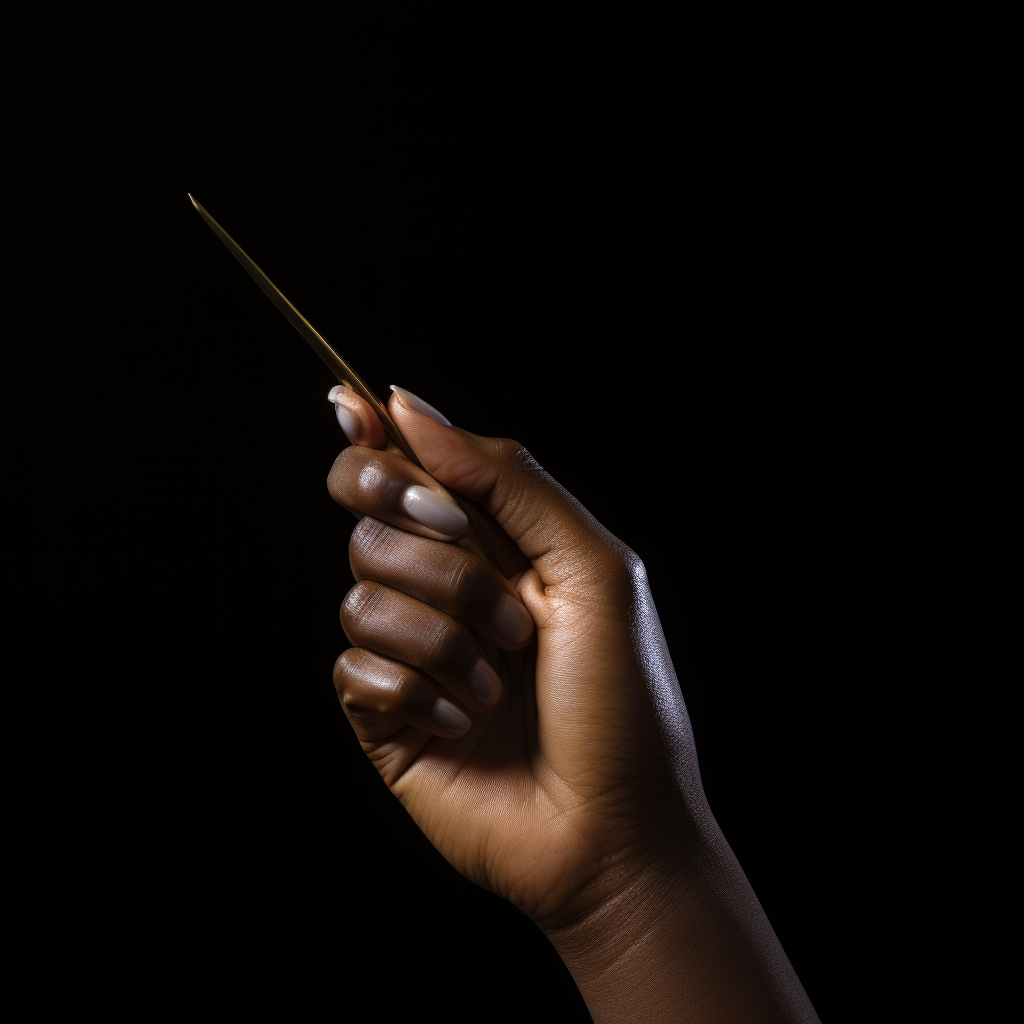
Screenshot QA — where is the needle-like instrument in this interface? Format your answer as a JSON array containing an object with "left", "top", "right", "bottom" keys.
[
  {"left": 188, "top": 194, "right": 417, "bottom": 463},
  {"left": 189, "top": 194, "right": 494, "bottom": 563}
]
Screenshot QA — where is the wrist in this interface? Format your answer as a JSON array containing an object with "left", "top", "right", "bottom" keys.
[
  {"left": 540, "top": 839, "right": 700, "bottom": 974},
  {"left": 541, "top": 823, "right": 819, "bottom": 1024}
]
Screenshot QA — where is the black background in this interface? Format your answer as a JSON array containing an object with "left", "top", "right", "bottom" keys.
[{"left": 32, "top": 5, "right": 913, "bottom": 1020}]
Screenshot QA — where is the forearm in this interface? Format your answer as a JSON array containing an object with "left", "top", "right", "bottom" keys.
[{"left": 544, "top": 826, "right": 820, "bottom": 1024}]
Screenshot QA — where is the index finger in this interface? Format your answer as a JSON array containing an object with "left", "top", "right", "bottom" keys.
[{"left": 327, "top": 446, "right": 469, "bottom": 542}]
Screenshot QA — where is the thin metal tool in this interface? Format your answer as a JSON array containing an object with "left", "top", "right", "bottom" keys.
[
  {"left": 188, "top": 194, "right": 419, "bottom": 465},
  {"left": 189, "top": 194, "right": 494, "bottom": 563}
]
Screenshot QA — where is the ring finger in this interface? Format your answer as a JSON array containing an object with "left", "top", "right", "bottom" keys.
[{"left": 340, "top": 580, "right": 504, "bottom": 712}]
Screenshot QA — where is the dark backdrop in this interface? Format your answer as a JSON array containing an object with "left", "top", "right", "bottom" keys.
[{"left": 40, "top": 6, "right": 900, "bottom": 1020}]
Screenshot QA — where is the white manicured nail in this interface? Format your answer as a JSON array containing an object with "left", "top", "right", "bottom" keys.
[
  {"left": 433, "top": 697, "right": 471, "bottom": 734},
  {"left": 468, "top": 657, "right": 502, "bottom": 707},
  {"left": 335, "top": 403, "right": 358, "bottom": 436},
  {"left": 327, "top": 386, "right": 359, "bottom": 437},
  {"left": 491, "top": 594, "right": 534, "bottom": 645},
  {"left": 390, "top": 385, "right": 452, "bottom": 426},
  {"left": 401, "top": 485, "right": 468, "bottom": 537}
]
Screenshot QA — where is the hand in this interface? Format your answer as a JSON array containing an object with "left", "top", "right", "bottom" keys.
[{"left": 327, "top": 384, "right": 818, "bottom": 1023}]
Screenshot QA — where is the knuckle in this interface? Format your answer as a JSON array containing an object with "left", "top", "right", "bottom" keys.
[
  {"left": 340, "top": 678, "right": 368, "bottom": 708},
  {"left": 332, "top": 648, "right": 372, "bottom": 701},
  {"left": 335, "top": 646, "right": 368, "bottom": 675},
  {"left": 327, "top": 450, "right": 406, "bottom": 510},
  {"left": 353, "top": 457, "right": 407, "bottom": 509},
  {"left": 505, "top": 438, "right": 544, "bottom": 476},
  {"left": 468, "top": 438, "right": 544, "bottom": 509},
  {"left": 354, "top": 459, "right": 387, "bottom": 503},
  {"left": 333, "top": 648, "right": 405, "bottom": 713},
  {"left": 340, "top": 580, "right": 384, "bottom": 633},
  {"left": 349, "top": 515, "right": 395, "bottom": 565},
  {"left": 421, "top": 616, "right": 468, "bottom": 668},
  {"left": 445, "top": 555, "right": 489, "bottom": 607},
  {"left": 493, "top": 437, "right": 532, "bottom": 467},
  {"left": 493, "top": 436, "right": 522, "bottom": 459}
]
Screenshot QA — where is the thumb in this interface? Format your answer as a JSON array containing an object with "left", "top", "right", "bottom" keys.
[{"left": 388, "top": 386, "right": 631, "bottom": 590}]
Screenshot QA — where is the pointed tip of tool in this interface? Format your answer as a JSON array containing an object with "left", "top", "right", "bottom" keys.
[{"left": 188, "top": 193, "right": 200, "bottom": 209}]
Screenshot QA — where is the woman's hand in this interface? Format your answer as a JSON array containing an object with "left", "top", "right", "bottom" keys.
[{"left": 327, "top": 384, "right": 819, "bottom": 1024}]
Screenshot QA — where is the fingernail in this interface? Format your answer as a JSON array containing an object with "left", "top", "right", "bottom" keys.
[
  {"left": 491, "top": 593, "right": 534, "bottom": 645},
  {"left": 469, "top": 657, "right": 502, "bottom": 707},
  {"left": 401, "top": 485, "right": 468, "bottom": 537},
  {"left": 433, "top": 697, "right": 471, "bottom": 734},
  {"left": 328, "top": 386, "right": 359, "bottom": 437},
  {"left": 390, "top": 385, "right": 452, "bottom": 426}
]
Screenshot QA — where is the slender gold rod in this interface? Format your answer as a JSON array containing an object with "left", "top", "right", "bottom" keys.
[
  {"left": 188, "top": 194, "right": 419, "bottom": 467},
  {"left": 188, "top": 195, "right": 497, "bottom": 566}
]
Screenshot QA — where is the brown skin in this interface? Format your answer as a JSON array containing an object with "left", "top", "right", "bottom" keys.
[{"left": 328, "top": 387, "right": 820, "bottom": 1023}]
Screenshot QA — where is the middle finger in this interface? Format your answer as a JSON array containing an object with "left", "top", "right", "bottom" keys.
[{"left": 348, "top": 517, "right": 535, "bottom": 651}]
